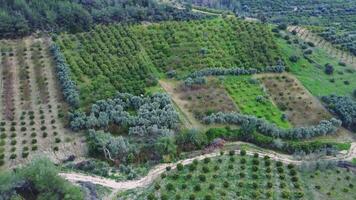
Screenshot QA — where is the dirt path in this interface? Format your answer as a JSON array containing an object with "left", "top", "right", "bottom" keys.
[
  {"left": 159, "top": 80, "right": 202, "bottom": 129},
  {"left": 60, "top": 148, "right": 301, "bottom": 190},
  {"left": 61, "top": 140, "right": 355, "bottom": 198}
]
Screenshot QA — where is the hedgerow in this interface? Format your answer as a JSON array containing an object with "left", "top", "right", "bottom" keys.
[
  {"left": 203, "top": 112, "right": 341, "bottom": 139},
  {"left": 50, "top": 44, "right": 80, "bottom": 108}
]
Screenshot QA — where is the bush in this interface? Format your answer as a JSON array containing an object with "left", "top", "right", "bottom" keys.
[
  {"left": 166, "top": 183, "right": 174, "bottom": 191},
  {"left": 198, "top": 174, "right": 206, "bottom": 182},
  {"left": 189, "top": 194, "right": 195, "bottom": 200},
  {"left": 325, "top": 63, "right": 334, "bottom": 75},
  {"left": 240, "top": 149, "right": 246, "bottom": 156},
  {"left": 289, "top": 55, "right": 299, "bottom": 63},
  {"left": 203, "top": 157, "right": 211, "bottom": 164},
  {"left": 229, "top": 150, "right": 235, "bottom": 156},
  {"left": 194, "top": 184, "right": 201, "bottom": 191},
  {"left": 176, "top": 163, "right": 183, "bottom": 171},
  {"left": 209, "top": 183, "right": 215, "bottom": 190},
  {"left": 223, "top": 181, "right": 229, "bottom": 188}
]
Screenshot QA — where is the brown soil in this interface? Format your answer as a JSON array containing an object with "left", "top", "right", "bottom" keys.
[{"left": 257, "top": 73, "right": 332, "bottom": 126}]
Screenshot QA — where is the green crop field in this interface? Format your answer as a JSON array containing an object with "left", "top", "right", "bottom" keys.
[
  {"left": 117, "top": 152, "right": 356, "bottom": 200},
  {"left": 56, "top": 18, "right": 283, "bottom": 107},
  {"left": 223, "top": 76, "right": 291, "bottom": 128}
]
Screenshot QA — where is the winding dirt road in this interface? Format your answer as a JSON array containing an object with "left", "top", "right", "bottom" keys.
[{"left": 60, "top": 149, "right": 303, "bottom": 190}]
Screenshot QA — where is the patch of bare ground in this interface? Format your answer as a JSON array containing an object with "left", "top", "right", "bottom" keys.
[
  {"left": 257, "top": 73, "right": 332, "bottom": 126},
  {"left": 159, "top": 79, "right": 238, "bottom": 129},
  {"left": 257, "top": 73, "right": 354, "bottom": 142}
]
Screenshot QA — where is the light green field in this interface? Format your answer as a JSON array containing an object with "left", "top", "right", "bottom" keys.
[
  {"left": 276, "top": 37, "right": 355, "bottom": 97},
  {"left": 223, "top": 76, "right": 291, "bottom": 128}
]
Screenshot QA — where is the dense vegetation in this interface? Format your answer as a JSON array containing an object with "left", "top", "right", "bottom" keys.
[
  {"left": 0, "top": 158, "right": 83, "bottom": 200},
  {"left": 70, "top": 93, "right": 179, "bottom": 138},
  {"left": 0, "top": 0, "right": 205, "bottom": 38},
  {"left": 57, "top": 18, "right": 283, "bottom": 106},
  {"left": 322, "top": 95, "right": 356, "bottom": 132},
  {"left": 186, "top": 0, "right": 356, "bottom": 55}
]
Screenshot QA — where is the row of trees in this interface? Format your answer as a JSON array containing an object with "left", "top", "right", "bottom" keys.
[
  {"left": 135, "top": 18, "right": 283, "bottom": 73},
  {"left": 182, "top": 65, "right": 285, "bottom": 88},
  {"left": 0, "top": 0, "right": 206, "bottom": 38},
  {"left": 69, "top": 93, "right": 179, "bottom": 139},
  {"left": 203, "top": 112, "right": 341, "bottom": 140},
  {"left": 186, "top": 65, "right": 285, "bottom": 79},
  {"left": 321, "top": 95, "right": 356, "bottom": 132},
  {"left": 51, "top": 44, "right": 80, "bottom": 108}
]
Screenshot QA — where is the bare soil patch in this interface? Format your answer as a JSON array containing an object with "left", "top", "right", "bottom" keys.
[{"left": 257, "top": 73, "right": 332, "bottom": 126}]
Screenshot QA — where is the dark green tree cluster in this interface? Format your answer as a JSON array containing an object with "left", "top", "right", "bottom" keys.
[
  {"left": 135, "top": 18, "right": 282, "bottom": 74},
  {"left": 58, "top": 18, "right": 282, "bottom": 106},
  {"left": 57, "top": 25, "right": 158, "bottom": 107},
  {"left": 0, "top": 0, "right": 206, "bottom": 38},
  {"left": 322, "top": 95, "right": 356, "bottom": 132},
  {"left": 185, "top": 0, "right": 356, "bottom": 55},
  {"left": 0, "top": 158, "right": 83, "bottom": 200}
]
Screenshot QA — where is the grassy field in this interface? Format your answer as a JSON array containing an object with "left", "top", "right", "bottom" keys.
[
  {"left": 276, "top": 36, "right": 355, "bottom": 97},
  {"left": 223, "top": 76, "right": 291, "bottom": 128},
  {"left": 117, "top": 153, "right": 356, "bottom": 200}
]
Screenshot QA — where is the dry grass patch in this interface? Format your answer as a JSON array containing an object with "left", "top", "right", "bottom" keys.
[{"left": 258, "top": 73, "right": 331, "bottom": 127}]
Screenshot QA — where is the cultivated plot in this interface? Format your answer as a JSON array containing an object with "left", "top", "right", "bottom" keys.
[{"left": 0, "top": 36, "right": 85, "bottom": 169}]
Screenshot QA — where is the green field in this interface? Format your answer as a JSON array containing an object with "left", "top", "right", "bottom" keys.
[
  {"left": 117, "top": 152, "right": 356, "bottom": 200},
  {"left": 56, "top": 18, "right": 283, "bottom": 107},
  {"left": 276, "top": 36, "right": 355, "bottom": 97},
  {"left": 223, "top": 76, "right": 291, "bottom": 128}
]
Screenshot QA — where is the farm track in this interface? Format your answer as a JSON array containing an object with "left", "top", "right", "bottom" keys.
[
  {"left": 288, "top": 26, "right": 356, "bottom": 69},
  {"left": 61, "top": 141, "right": 356, "bottom": 199},
  {"left": 159, "top": 80, "right": 202, "bottom": 129}
]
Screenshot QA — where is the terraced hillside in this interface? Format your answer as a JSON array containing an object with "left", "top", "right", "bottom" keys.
[
  {"left": 0, "top": 37, "right": 85, "bottom": 169},
  {"left": 187, "top": 0, "right": 356, "bottom": 56},
  {"left": 56, "top": 18, "right": 283, "bottom": 107}
]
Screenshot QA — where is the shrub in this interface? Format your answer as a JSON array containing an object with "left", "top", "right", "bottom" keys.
[
  {"left": 176, "top": 163, "right": 183, "bottom": 171},
  {"left": 240, "top": 149, "right": 246, "bottom": 156},
  {"left": 166, "top": 183, "right": 174, "bottom": 191},
  {"left": 229, "top": 150, "right": 235, "bottom": 156},
  {"left": 204, "top": 195, "right": 212, "bottom": 200},
  {"left": 194, "top": 184, "right": 201, "bottom": 191},
  {"left": 198, "top": 174, "right": 206, "bottom": 182},
  {"left": 223, "top": 181, "right": 229, "bottom": 188},
  {"left": 324, "top": 63, "right": 334, "bottom": 75},
  {"left": 181, "top": 184, "right": 187, "bottom": 189},
  {"left": 189, "top": 194, "right": 195, "bottom": 200},
  {"left": 203, "top": 157, "right": 211, "bottom": 164},
  {"left": 289, "top": 55, "right": 299, "bottom": 63},
  {"left": 147, "top": 193, "right": 155, "bottom": 200},
  {"left": 166, "top": 166, "right": 171, "bottom": 171},
  {"left": 202, "top": 166, "right": 210, "bottom": 173},
  {"left": 208, "top": 183, "right": 215, "bottom": 190}
]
